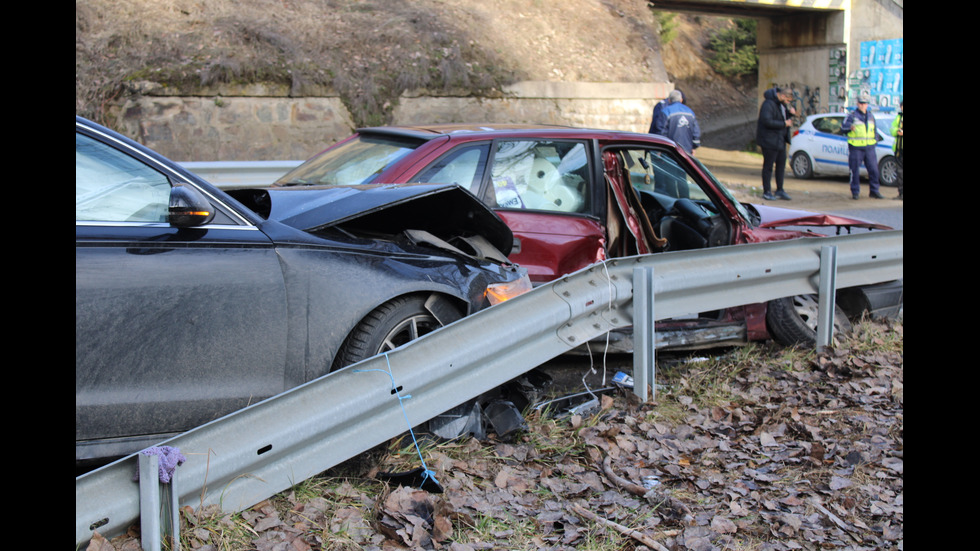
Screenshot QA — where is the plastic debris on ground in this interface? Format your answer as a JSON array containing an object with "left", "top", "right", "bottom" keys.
[
  {"left": 482, "top": 400, "right": 526, "bottom": 441},
  {"left": 532, "top": 387, "right": 617, "bottom": 418},
  {"left": 611, "top": 371, "right": 634, "bottom": 388},
  {"left": 427, "top": 400, "right": 486, "bottom": 441},
  {"left": 421, "top": 369, "right": 553, "bottom": 442},
  {"left": 376, "top": 467, "right": 444, "bottom": 494}
]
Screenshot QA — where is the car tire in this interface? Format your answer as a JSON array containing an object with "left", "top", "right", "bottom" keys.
[
  {"left": 333, "top": 294, "right": 462, "bottom": 370},
  {"left": 791, "top": 152, "right": 813, "bottom": 179},
  {"left": 878, "top": 156, "right": 898, "bottom": 187},
  {"left": 766, "top": 295, "right": 852, "bottom": 347}
]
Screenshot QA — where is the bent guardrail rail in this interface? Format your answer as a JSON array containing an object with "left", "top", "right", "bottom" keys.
[{"left": 76, "top": 230, "right": 902, "bottom": 548}]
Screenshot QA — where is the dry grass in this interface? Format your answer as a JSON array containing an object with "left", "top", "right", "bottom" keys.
[
  {"left": 75, "top": 0, "right": 678, "bottom": 129},
  {"left": 76, "top": 0, "right": 517, "bottom": 127},
  {"left": 94, "top": 319, "right": 902, "bottom": 550}
]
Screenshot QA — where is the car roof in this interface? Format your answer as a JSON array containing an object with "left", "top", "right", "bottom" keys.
[
  {"left": 368, "top": 123, "right": 573, "bottom": 134},
  {"left": 357, "top": 124, "right": 671, "bottom": 143},
  {"left": 806, "top": 111, "right": 896, "bottom": 120}
]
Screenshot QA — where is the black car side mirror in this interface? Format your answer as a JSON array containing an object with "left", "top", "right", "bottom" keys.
[{"left": 169, "top": 185, "right": 215, "bottom": 227}]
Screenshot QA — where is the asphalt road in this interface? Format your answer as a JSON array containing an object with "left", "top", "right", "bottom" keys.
[{"left": 696, "top": 147, "right": 903, "bottom": 231}]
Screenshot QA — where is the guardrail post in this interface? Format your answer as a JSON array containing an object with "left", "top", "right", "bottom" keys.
[
  {"left": 816, "top": 245, "right": 839, "bottom": 351},
  {"left": 632, "top": 266, "right": 656, "bottom": 402},
  {"left": 138, "top": 454, "right": 180, "bottom": 551}
]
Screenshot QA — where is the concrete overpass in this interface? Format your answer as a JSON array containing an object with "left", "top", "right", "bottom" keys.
[{"left": 648, "top": 0, "right": 903, "bottom": 114}]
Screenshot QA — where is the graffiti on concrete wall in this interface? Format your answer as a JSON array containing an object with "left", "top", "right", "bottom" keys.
[
  {"left": 769, "top": 82, "right": 822, "bottom": 126},
  {"left": 828, "top": 47, "right": 847, "bottom": 112}
]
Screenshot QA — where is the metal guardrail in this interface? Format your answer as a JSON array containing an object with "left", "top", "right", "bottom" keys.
[
  {"left": 179, "top": 160, "right": 302, "bottom": 188},
  {"left": 75, "top": 230, "right": 903, "bottom": 548}
]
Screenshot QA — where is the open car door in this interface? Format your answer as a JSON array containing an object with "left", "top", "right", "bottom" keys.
[{"left": 602, "top": 150, "right": 667, "bottom": 258}]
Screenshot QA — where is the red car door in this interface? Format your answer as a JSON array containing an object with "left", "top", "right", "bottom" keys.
[{"left": 481, "top": 139, "right": 607, "bottom": 283}]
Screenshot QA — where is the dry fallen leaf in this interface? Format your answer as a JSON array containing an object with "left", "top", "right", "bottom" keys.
[{"left": 100, "top": 321, "right": 902, "bottom": 551}]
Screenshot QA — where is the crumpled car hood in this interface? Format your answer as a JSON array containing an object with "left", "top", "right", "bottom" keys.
[
  {"left": 256, "top": 183, "right": 515, "bottom": 255},
  {"left": 749, "top": 203, "right": 892, "bottom": 230}
]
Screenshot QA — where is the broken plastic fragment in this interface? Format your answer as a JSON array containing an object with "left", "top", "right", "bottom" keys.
[
  {"left": 612, "top": 371, "right": 634, "bottom": 388},
  {"left": 377, "top": 467, "right": 444, "bottom": 494},
  {"left": 532, "top": 387, "right": 617, "bottom": 418},
  {"left": 568, "top": 397, "right": 600, "bottom": 417},
  {"left": 642, "top": 475, "right": 661, "bottom": 489},
  {"left": 483, "top": 400, "right": 526, "bottom": 441},
  {"left": 427, "top": 400, "right": 486, "bottom": 441}
]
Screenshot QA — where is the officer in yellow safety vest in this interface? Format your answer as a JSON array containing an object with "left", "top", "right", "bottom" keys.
[
  {"left": 891, "top": 99, "right": 903, "bottom": 200},
  {"left": 840, "top": 93, "right": 883, "bottom": 199}
]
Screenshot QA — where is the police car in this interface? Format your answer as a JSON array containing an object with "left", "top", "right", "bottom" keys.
[{"left": 789, "top": 112, "right": 898, "bottom": 186}]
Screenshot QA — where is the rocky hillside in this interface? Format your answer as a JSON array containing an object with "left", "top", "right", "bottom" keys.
[{"left": 76, "top": 0, "right": 756, "bottom": 148}]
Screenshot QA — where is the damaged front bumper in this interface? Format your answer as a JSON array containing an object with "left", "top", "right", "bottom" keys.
[{"left": 838, "top": 279, "right": 904, "bottom": 320}]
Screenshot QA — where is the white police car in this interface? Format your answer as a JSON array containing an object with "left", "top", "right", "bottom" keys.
[{"left": 789, "top": 112, "right": 898, "bottom": 186}]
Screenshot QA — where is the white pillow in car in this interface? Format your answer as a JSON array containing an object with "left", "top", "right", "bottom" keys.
[
  {"left": 527, "top": 158, "right": 560, "bottom": 193},
  {"left": 540, "top": 184, "right": 583, "bottom": 213},
  {"left": 521, "top": 184, "right": 580, "bottom": 212}
]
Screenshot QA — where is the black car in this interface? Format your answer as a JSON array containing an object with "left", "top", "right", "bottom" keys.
[{"left": 76, "top": 116, "right": 530, "bottom": 463}]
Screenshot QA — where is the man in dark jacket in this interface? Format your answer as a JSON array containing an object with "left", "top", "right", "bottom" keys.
[
  {"left": 649, "top": 89, "right": 684, "bottom": 136},
  {"left": 756, "top": 87, "right": 796, "bottom": 200},
  {"left": 660, "top": 90, "right": 701, "bottom": 155}
]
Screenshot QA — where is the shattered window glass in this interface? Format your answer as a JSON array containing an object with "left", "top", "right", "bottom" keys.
[{"left": 489, "top": 140, "right": 590, "bottom": 213}]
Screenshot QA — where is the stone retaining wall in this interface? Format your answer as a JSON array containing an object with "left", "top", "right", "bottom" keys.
[{"left": 113, "top": 81, "right": 672, "bottom": 162}]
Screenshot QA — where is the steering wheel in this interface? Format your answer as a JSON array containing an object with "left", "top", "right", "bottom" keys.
[{"left": 671, "top": 197, "right": 707, "bottom": 223}]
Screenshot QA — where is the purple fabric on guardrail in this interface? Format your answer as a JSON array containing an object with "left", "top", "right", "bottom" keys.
[{"left": 135, "top": 446, "right": 187, "bottom": 483}]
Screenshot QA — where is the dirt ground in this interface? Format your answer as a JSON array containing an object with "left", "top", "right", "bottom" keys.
[{"left": 77, "top": 0, "right": 759, "bottom": 132}]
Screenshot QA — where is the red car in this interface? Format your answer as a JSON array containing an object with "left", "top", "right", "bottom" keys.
[{"left": 274, "top": 124, "right": 902, "bottom": 349}]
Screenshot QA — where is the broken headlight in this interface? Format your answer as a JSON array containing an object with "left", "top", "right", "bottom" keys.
[{"left": 486, "top": 272, "right": 532, "bottom": 305}]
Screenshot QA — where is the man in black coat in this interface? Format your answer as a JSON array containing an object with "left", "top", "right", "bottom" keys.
[{"left": 756, "top": 87, "right": 796, "bottom": 200}]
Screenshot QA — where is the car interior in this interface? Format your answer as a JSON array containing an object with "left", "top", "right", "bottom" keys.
[
  {"left": 406, "top": 139, "right": 732, "bottom": 255},
  {"left": 613, "top": 148, "right": 732, "bottom": 252},
  {"left": 487, "top": 140, "right": 590, "bottom": 214},
  {"left": 812, "top": 116, "right": 844, "bottom": 134},
  {"left": 411, "top": 139, "right": 592, "bottom": 215}
]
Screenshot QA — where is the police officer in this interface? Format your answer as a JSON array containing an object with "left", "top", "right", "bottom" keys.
[
  {"left": 841, "top": 93, "right": 883, "bottom": 199},
  {"left": 891, "top": 99, "right": 903, "bottom": 200}
]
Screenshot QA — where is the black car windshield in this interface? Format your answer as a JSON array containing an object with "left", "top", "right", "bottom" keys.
[{"left": 277, "top": 135, "right": 424, "bottom": 186}]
